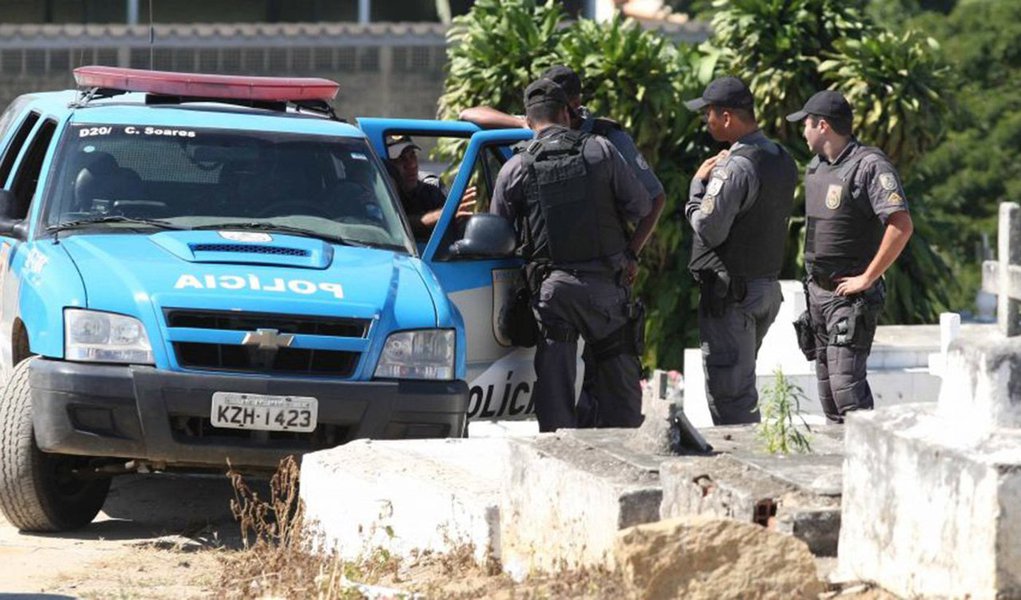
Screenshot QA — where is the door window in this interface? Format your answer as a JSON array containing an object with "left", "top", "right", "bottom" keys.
[
  {"left": 10, "top": 118, "right": 56, "bottom": 219},
  {"left": 0, "top": 110, "right": 40, "bottom": 188}
]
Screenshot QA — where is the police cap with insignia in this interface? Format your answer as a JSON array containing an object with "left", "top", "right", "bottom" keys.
[
  {"left": 524, "top": 78, "right": 569, "bottom": 108},
  {"left": 683, "top": 76, "right": 754, "bottom": 111},
  {"left": 786, "top": 90, "right": 853, "bottom": 129},
  {"left": 540, "top": 65, "right": 582, "bottom": 98}
]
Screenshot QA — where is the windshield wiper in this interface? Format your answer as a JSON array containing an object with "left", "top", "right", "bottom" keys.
[
  {"left": 47, "top": 215, "right": 185, "bottom": 233},
  {"left": 192, "top": 222, "right": 365, "bottom": 247}
]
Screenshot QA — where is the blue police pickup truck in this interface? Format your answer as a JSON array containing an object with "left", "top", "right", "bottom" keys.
[{"left": 0, "top": 67, "right": 536, "bottom": 531}]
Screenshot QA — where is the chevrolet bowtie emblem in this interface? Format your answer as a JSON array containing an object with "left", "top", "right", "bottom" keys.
[{"left": 241, "top": 328, "right": 294, "bottom": 350}]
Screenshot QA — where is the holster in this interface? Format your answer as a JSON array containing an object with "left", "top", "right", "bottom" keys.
[
  {"left": 793, "top": 309, "right": 817, "bottom": 361},
  {"left": 697, "top": 270, "right": 746, "bottom": 318},
  {"left": 590, "top": 299, "right": 646, "bottom": 360}
]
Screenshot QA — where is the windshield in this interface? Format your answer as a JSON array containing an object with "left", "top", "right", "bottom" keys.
[{"left": 42, "top": 123, "right": 415, "bottom": 253}]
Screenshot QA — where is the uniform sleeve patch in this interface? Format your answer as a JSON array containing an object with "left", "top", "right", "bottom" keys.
[
  {"left": 700, "top": 195, "right": 716, "bottom": 215},
  {"left": 707, "top": 177, "right": 725, "bottom": 196},
  {"left": 879, "top": 172, "right": 898, "bottom": 191},
  {"left": 887, "top": 192, "right": 904, "bottom": 205},
  {"left": 635, "top": 154, "right": 650, "bottom": 170}
]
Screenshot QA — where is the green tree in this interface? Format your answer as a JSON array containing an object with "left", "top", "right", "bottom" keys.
[
  {"left": 438, "top": 0, "right": 955, "bottom": 369},
  {"left": 900, "top": 0, "right": 1021, "bottom": 313},
  {"left": 707, "top": 0, "right": 955, "bottom": 324}
]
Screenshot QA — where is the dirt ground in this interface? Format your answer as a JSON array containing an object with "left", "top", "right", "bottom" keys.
[
  {"left": 0, "top": 472, "right": 898, "bottom": 599},
  {"left": 0, "top": 473, "right": 245, "bottom": 598}
]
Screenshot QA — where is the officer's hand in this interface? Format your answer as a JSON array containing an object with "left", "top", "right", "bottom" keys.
[
  {"left": 455, "top": 186, "right": 478, "bottom": 220},
  {"left": 834, "top": 274, "right": 875, "bottom": 296},
  {"left": 694, "top": 150, "right": 730, "bottom": 182}
]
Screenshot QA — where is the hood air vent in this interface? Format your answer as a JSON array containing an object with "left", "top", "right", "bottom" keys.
[{"left": 190, "top": 243, "right": 310, "bottom": 257}]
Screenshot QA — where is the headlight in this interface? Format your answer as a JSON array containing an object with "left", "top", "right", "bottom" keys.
[
  {"left": 65, "top": 309, "right": 154, "bottom": 364},
  {"left": 374, "top": 329, "right": 455, "bottom": 380}
]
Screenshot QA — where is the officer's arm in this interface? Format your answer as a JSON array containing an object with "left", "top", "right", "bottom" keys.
[
  {"left": 605, "top": 139, "right": 652, "bottom": 222},
  {"left": 629, "top": 193, "right": 665, "bottom": 257},
  {"left": 835, "top": 159, "right": 913, "bottom": 295},
  {"left": 490, "top": 158, "right": 521, "bottom": 220},
  {"left": 459, "top": 106, "right": 526, "bottom": 130},
  {"left": 835, "top": 211, "right": 913, "bottom": 296},
  {"left": 685, "top": 158, "right": 753, "bottom": 248}
]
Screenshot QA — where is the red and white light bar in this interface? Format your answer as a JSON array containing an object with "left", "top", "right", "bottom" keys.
[{"left": 73, "top": 66, "right": 339, "bottom": 102}]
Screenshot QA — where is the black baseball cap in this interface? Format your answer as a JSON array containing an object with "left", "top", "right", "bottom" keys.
[
  {"left": 684, "top": 76, "right": 754, "bottom": 111},
  {"left": 786, "top": 90, "right": 853, "bottom": 126},
  {"left": 540, "top": 65, "right": 582, "bottom": 98},
  {"left": 524, "top": 78, "right": 569, "bottom": 108},
  {"left": 385, "top": 134, "right": 420, "bottom": 160}
]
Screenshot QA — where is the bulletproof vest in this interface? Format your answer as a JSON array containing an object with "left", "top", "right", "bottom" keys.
[
  {"left": 804, "top": 146, "right": 886, "bottom": 277},
  {"left": 689, "top": 142, "right": 797, "bottom": 279},
  {"left": 518, "top": 129, "right": 628, "bottom": 265}
]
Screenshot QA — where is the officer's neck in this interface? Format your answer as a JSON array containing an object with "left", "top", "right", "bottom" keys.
[
  {"left": 823, "top": 135, "right": 852, "bottom": 163},
  {"left": 723, "top": 122, "right": 759, "bottom": 144}
]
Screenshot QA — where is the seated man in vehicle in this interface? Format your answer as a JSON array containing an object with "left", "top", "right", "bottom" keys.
[{"left": 386, "top": 134, "right": 475, "bottom": 240}]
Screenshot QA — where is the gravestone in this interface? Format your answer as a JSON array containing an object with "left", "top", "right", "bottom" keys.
[{"left": 839, "top": 202, "right": 1021, "bottom": 598}]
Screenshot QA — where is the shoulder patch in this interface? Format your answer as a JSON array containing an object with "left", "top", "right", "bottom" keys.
[
  {"left": 707, "top": 177, "right": 724, "bottom": 196},
  {"left": 701, "top": 195, "right": 716, "bottom": 215},
  {"left": 879, "top": 172, "right": 898, "bottom": 191},
  {"left": 635, "top": 153, "right": 650, "bottom": 170},
  {"left": 887, "top": 192, "right": 904, "bottom": 205}
]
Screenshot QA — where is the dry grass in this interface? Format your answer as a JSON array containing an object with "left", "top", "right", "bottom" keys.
[{"left": 216, "top": 456, "right": 637, "bottom": 599}]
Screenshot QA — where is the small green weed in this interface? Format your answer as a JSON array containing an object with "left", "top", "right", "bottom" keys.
[{"left": 757, "top": 368, "right": 813, "bottom": 454}]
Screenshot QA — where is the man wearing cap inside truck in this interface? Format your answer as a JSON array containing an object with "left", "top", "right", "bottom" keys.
[{"left": 385, "top": 134, "right": 476, "bottom": 240}]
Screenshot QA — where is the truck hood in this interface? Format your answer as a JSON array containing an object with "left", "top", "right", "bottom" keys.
[{"left": 59, "top": 231, "right": 437, "bottom": 325}]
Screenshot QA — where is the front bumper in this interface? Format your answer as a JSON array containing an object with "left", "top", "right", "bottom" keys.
[{"left": 30, "top": 358, "right": 468, "bottom": 469}]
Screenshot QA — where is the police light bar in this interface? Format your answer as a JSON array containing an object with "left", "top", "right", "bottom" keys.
[{"left": 73, "top": 66, "right": 339, "bottom": 102}]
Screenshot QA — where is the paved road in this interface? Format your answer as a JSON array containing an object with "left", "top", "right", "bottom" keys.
[{"left": 0, "top": 472, "right": 252, "bottom": 596}]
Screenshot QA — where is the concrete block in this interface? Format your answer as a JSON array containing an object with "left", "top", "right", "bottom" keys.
[
  {"left": 840, "top": 404, "right": 1021, "bottom": 599},
  {"left": 938, "top": 328, "right": 1021, "bottom": 434},
  {"left": 659, "top": 452, "right": 842, "bottom": 556},
  {"left": 499, "top": 430, "right": 662, "bottom": 577},
  {"left": 300, "top": 438, "right": 512, "bottom": 564}
]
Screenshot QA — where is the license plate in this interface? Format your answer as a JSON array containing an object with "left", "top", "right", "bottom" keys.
[{"left": 210, "top": 392, "right": 318, "bottom": 433}]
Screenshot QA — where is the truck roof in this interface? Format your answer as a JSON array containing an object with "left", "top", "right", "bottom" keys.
[{"left": 14, "top": 89, "right": 365, "bottom": 138}]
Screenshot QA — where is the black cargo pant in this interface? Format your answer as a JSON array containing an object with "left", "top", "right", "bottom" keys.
[
  {"left": 807, "top": 278, "right": 885, "bottom": 423},
  {"left": 532, "top": 269, "right": 642, "bottom": 432},
  {"left": 699, "top": 277, "right": 782, "bottom": 425}
]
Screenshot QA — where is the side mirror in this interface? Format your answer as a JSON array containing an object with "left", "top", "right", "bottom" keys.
[
  {"left": 448, "top": 214, "right": 516, "bottom": 258},
  {"left": 0, "top": 189, "right": 25, "bottom": 239}
]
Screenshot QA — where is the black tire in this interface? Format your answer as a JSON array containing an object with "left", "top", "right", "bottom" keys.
[{"left": 0, "top": 358, "right": 111, "bottom": 531}]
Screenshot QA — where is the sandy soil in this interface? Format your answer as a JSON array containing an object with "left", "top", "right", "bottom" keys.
[{"left": 0, "top": 472, "right": 251, "bottom": 598}]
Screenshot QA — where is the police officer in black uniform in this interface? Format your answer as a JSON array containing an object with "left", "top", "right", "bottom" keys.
[
  {"left": 461, "top": 65, "right": 665, "bottom": 427},
  {"left": 490, "top": 79, "right": 652, "bottom": 432},
  {"left": 684, "top": 76, "right": 798, "bottom": 425},
  {"left": 786, "top": 90, "right": 914, "bottom": 423}
]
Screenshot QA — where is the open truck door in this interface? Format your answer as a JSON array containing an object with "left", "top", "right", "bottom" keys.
[{"left": 358, "top": 118, "right": 548, "bottom": 420}]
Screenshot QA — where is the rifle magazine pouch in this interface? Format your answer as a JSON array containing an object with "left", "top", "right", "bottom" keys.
[{"left": 793, "top": 309, "right": 817, "bottom": 361}]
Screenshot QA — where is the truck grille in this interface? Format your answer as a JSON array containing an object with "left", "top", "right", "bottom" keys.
[
  {"left": 165, "top": 309, "right": 369, "bottom": 338},
  {"left": 165, "top": 309, "right": 369, "bottom": 377},
  {"left": 173, "top": 342, "right": 358, "bottom": 377}
]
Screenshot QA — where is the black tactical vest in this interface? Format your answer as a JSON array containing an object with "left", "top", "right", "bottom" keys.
[
  {"left": 804, "top": 145, "right": 885, "bottom": 277},
  {"left": 518, "top": 129, "right": 628, "bottom": 265},
  {"left": 689, "top": 142, "right": 797, "bottom": 278}
]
